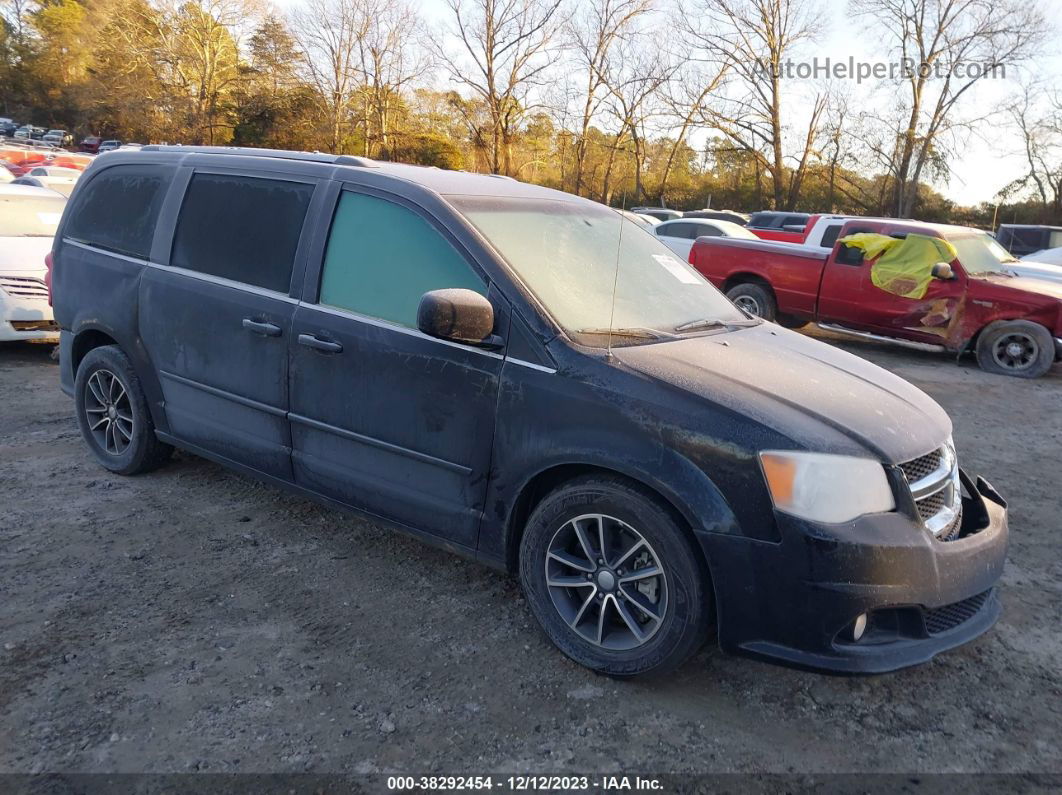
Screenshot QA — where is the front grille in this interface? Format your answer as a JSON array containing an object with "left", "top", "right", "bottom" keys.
[
  {"left": 923, "top": 590, "right": 991, "bottom": 635},
  {"left": 0, "top": 276, "right": 49, "bottom": 299},
  {"left": 898, "top": 444, "right": 962, "bottom": 541},
  {"left": 899, "top": 449, "right": 942, "bottom": 484},
  {"left": 915, "top": 488, "right": 947, "bottom": 522}
]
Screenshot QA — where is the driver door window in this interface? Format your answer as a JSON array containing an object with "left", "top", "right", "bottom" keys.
[{"left": 319, "top": 192, "right": 486, "bottom": 327}]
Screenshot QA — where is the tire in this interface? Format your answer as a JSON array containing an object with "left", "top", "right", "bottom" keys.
[
  {"left": 74, "top": 345, "right": 173, "bottom": 475},
  {"left": 726, "top": 282, "right": 777, "bottom": 321},
  {"left": 776, "top": 313, "right": 808, "bottom": 329},
  {"left": 519, "top": 475, "right": 712, "bottom": 677},
  {"left": 975, "top": 320, "right": 1055, "bottom": 379}
]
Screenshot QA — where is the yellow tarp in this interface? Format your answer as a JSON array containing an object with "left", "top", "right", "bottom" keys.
[{"left": 838, "top": 233, "right": 958, "bottom": 299}]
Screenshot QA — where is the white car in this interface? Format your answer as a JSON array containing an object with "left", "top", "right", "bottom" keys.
[
  {"left": 654, "top": 218, "right": 758, "bottom": 260},
  {"left": 1017, "top": 247, "right": 1062, "bottom": 284},
  {"left": 25, "top": 165, "right": 81, "bottom": 196},
  {"left": 0, "top": 184, "right": 65, "bottom": 342}
]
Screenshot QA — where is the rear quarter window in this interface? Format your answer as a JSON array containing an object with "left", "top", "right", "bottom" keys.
[
  {"left": 170, "top": 173, "right": 314, "bottom": 293},
  {"left": 64, "top": 164, "right": 173, "bottom": 258}
]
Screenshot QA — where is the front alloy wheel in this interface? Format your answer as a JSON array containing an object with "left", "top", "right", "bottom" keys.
[
  {"left": 520, "top": 475, "right": 712, "bottom": 676},
  {"left": 546, "top": 514, "right": 668, "bottom": 650}
]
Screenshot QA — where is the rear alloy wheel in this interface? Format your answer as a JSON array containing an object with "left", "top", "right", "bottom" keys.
[
  {"left": 725, "top": 282, "right": 777, "bottom": 321},
  {"left": 75, "top": 345, "right": 173, "bottom": 474},
  {"left": 975, "top": 320, "right": 1054, "bottom": 379},
  {"left": 520, "top": 475, "right": 711, "bottom": 677}
]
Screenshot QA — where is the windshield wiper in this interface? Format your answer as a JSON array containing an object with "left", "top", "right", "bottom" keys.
[
  {"left": 578, "top": 326, "right": 675, "bottom": 340},
  {"left": 674, "top": 317, "right": 761, "bottom": 333}
]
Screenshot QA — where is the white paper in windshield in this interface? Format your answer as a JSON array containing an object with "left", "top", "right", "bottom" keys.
[
  {"left": 652, "top": 254, "right": 700, "bottom": 284},
  {"left": 37, "top": 213, "right": 61, "bottom": 226}
]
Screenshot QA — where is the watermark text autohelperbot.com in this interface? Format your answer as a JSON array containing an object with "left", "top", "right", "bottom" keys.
[{"left": 762, "top": 57, "right": 1006, "bottom": 84}]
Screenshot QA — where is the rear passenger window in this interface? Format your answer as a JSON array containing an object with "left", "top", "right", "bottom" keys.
[
  {"left": 318, "top": 191, "right": 485, "bottom": 328},
  {"left": 819, "top": 224, "right": 842, "bottom": 249},
  {"left": 64, "top": 165, "right": 172, "bottom": 258},
  {"left": 171, "top": 173, "right": 314, "bottom": 293}
]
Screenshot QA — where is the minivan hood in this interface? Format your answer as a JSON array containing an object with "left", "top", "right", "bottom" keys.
[
  {"left": 614, "top": 324, "right": 951, "bottom": 465},
  {"left": 0, "top": 236, "right": 51, "bottom": 274}
]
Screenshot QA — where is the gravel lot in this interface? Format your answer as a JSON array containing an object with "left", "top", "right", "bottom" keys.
[{"left": 1, "top": 335, "right": 1060, "bottom": 780}]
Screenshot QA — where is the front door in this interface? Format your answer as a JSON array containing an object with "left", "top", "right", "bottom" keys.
[
  {"left": 288, "top": 187, "right": 504, "bottom": 547},
  {"left": 139, "top": 170, "right": 318, "bottom": 480}
]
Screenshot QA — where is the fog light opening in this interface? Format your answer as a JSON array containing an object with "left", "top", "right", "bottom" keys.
[{"left": 850, "top": 612, "right": 868, "bottom": 642}]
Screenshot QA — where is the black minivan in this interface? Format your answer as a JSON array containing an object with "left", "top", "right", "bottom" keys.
[{"left": 51, "top": 147, "right": 1009, "bottom": 676}]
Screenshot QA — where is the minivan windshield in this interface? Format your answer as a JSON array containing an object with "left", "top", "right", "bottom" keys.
[
  {"left": 453, "top": 197, "right": 748, "bottom": 345},
  {"left": 0, "top": 192, "right": 65, "bottom": 236},
  {"left": 947, "top": 232, "right": 1019, "bottom": 275}
]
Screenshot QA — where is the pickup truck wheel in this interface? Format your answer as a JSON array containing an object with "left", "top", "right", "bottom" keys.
[
  {"left": 75, "top": 345, "right": 173, "bottom": 474},
  {"left": 725, "top": 282, "right": 776, "bottom": 321},
  {"left": 519, "top": 475, "right": 711, "bottom": 677},
  {"left": 975, "top": 320, "right": 1054, "bottom": 379},
  {"left": 776, "top": 313, "right": 808, "bottom": 329}
]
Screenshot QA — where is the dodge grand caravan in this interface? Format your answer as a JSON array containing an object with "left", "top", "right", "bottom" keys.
[{"left": 50, "top": 147, "right": 1009, "bottom": 676}]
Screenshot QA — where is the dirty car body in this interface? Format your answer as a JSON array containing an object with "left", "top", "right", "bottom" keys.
[{"left": 52, "top": 148, "right": 1008, "bottom": 675}]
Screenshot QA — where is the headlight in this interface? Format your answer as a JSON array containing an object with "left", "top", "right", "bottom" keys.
[{"left": 759, "top": 451, "right": 895, "bottom": 524}]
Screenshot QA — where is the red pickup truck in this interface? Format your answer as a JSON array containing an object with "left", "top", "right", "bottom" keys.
[{"left": 689, "top": 217, "right": 1062, "bottom": 378}]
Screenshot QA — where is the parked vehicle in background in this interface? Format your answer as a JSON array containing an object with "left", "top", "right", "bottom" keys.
[
  {"left": 14, "top": 126, "right": 46, "bottom": 140},
  {"left": 97, "top": 140, "right": 122, "bottom": 153},
  {"left": 683, "top": 209, "right": 750, "bottom": 225},
  {"left": 746, "top": 211, "right": 812, "bottom": 243},
  {"left": 80, "top": 136, "right": 102, "bottom": 153},
  {"left": 118, "top": 143, "right": 144, "bottom": 150},
  {"left": 25, "top": 166, "right": 81, "bottom": 196},
  {"left": 0, "top": 183, "right": 63, "bottom": 342},
  {"left": 654, "top": 217, "right": 757, "bottom": 260},
  {"left": 617, "top": 209, "right": 659, "bottom": 230},
  {"left": 49, "top": 152, "right": 93, "bottom": 171},
  {"left": 0, "top": 119, "right": 18, "bottom": 137},
  {"left": 51, "top": 145, "right": 1008, "bottom": 677},
  {"left": 691, "top": 218, "right": 1062, "bottom": 378},
  {"left": 42, "top": 129, "right": 71, "bottom": 146},
  {"left": 1022, "top": 246, "right": 1062, "bottom": 265},
  {"left": 995, "top": 224, "right": 1062, "bottom": 258},
  {"left": 629, "top": 205, "right": 682, "bottom": 222}
]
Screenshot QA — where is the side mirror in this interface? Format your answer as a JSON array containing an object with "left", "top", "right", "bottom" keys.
[
  {"left": 417, "top": 288, "right": 498, "bottom": 347},
  {"left": 931, "top": 262, "right": 955, "bottom": 280}
]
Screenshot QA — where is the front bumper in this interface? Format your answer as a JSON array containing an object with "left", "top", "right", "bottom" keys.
[
  {"left": 701, "top": 469, "right": 1008, "bottom": 674},
  {"left": 0, "top": 291, "right": 58, "bottom": 342}
]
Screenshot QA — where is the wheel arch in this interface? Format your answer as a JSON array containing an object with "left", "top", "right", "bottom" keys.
[
  {"left": 722, "top": 271, "right": 775, "bottom": 294},
  {"left": 69, "top": 323, "right": 169, "bottom": 434},
  {"left": 503, "top": 462, "right": 715, "bottom": 583}
]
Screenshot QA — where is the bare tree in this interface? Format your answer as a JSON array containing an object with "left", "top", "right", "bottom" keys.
[
  {"left": 568, "top": 0, "right": 653, "bottom": 195},
  {"left": 854, "top": 0, "right": 1047, "bottom": 217},
  {"left": 434, "top": 0, "right": 565, "bottom": 175},
  {"left": 292, "top": 0, "right": 368, "bottom": 152},
  {"left": 683, "top": 0, "right": 824, "bottom": 210},
  {"left": 999, "top": 82, "right": 1062, "bottom": 217},
  {"left": 353, "top": 0, "right": 430, "bottom": 158}
]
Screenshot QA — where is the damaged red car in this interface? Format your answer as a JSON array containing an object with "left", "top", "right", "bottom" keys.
[{"left": 691, "top": 218, "right": 1062, "bottom": 378}]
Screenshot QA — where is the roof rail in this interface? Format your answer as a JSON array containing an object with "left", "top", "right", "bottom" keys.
[{"left": 138, "top": 145, "right": 379, "bottom": 168}]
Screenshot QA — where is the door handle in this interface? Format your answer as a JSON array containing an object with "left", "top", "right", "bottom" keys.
[
  {"left": 242, "top": 318, "right": 282, "bottom": 337},
  {"left": 298, "top": 333, "right": 343, "bottom": 353}
]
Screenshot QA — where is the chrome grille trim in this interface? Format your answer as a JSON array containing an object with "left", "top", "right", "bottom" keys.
[
  {"left": 0, "top": 275, "right": 49, "bottom": 299},
  {"left": 899, "top": 442, "right": 962, "bottom": 539}
]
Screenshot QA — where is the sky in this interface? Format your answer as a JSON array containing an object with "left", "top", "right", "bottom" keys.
[{"left": 273, "top": 0, "right": 1060, "bottom": 206}]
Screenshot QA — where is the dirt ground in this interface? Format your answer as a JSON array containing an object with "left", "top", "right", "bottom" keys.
[{"left": 1, "top": 333, "right": 1060, "bottom": 781}]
